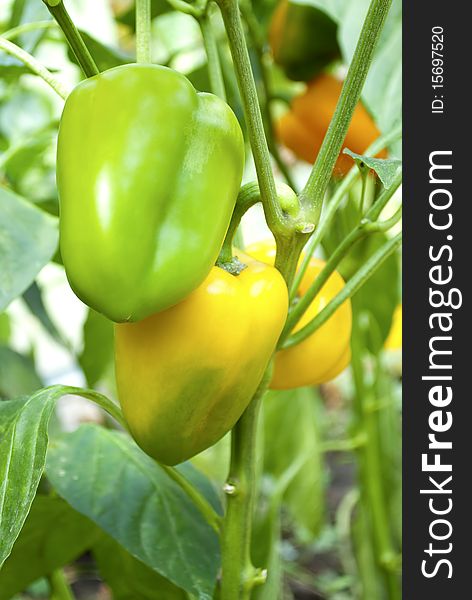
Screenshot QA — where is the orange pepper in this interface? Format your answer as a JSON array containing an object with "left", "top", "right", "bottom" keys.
[{"left": 277, "top": 73, "right": 386, "bottom": 176}]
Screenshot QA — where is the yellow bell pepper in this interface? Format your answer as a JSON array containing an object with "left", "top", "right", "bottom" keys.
[
  {"left": 245, "top": 241, "right": 352, "bottom": 389},
  {"left": 114, "top": 254, "right": 288, "bottom": 465}
]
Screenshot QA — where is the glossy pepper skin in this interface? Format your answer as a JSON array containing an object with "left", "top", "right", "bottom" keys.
[
  {"left": 246, "top": 241, "right": 352, "bottom": 389},
  {"left": 270, "top": 0, "right": 340, "bottom": 82},
  {"left": 115, "top": 254, "right": 288, "bottom": 465},
  {"left": 277, "top": 74, "right": 386, "bottom": 176},
  {"left": 57, "top": 64, "right": 245, "bottom": 323}
]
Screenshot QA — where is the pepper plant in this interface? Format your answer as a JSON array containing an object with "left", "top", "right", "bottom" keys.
[{"left": 0, "top": 0, "right": 402, "bottom": 598}]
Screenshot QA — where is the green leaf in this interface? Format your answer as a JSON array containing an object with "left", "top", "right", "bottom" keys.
[
  {"left": 352, "top": 232, "right": 400, "bottom": 353},
  {"left": 0, "top": 388, "right": 60, "bottom": 567},
  {"left": 0, "top": 384, "right": 124, "bottom": 568},
  {"left": 7, "top": 0, "right": 51, "bottom": 52},
  {"left": 0, "top": 313, "right": 11, "bottom": 343},
  {"left": 93, "top": 534, "right": 188, "bottom": 600},
  {"left": 0, "top": 495, "right": 100, "bottom": 600},
  {"left": 78, "top": 309, "right": 114, "bottom": 387},
  {"left": 262, "top": 388, "right": 325, "bottom": 541},
  {"left": 46, "top": 425, "right": 220, "bottom": 600},
  {"left": 0, "top": 186, "right": 58, "bottom": 312},
  {"left": 0, "top": 345, "right": 42, "bottom": 399},
  {"left": 23, "top": 282, "right": 65, "bottom": 346},
  {"left": 343, "top": 149, "right": 401, "bottom": 189}
]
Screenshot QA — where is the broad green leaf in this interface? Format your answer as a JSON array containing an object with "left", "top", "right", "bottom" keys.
[
  {"left": 343, "top": 149, "right": 401, "bottom": 189},
  {"left": 46, "top": 425, "right": 220, "bottom": 600},
  {"left": 262, "top": 388, "right": 325, "bottom": 541},
  {"left": 0, "top": 186, "right": 58, "bottom": 312},
  {"left": 0, "top": 388, "right": 59, "bottom": 567},
  {"left": 93, "top": 534, "right": 188, "bottom": 600},
  {"left": 78, "top": 309, "right": 114, "bottom": 387},
  {"left": 0, "top": 385, "right": 124, "bottom": 568},
  {"left": 0, "top": 495, "right": 100, "bottom": 600},
  {"left": 0, "top": 345, "right": 42, "bottom": 399}
]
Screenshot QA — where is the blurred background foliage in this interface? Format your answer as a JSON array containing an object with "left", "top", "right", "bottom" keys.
[{"left": 0, "top": 0, "right": 401, "bottom": 598}]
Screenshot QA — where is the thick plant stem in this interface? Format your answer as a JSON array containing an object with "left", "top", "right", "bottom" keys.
[
  {"left": 299, "top": 0, "right": 393, "bottom": 224},
  {"left": 216, "top": 0, "right": 285, "bottom": 238},
  {"left": 220, "top": 370, "right": 271, "bottom": 599},
  {"left": 0, "top": 37, "right": 69, "bottom": 99},
  {"left": 199, "top": 10, "right": 226, "bottom": 101},
  {"left": 351, "top": 323, "right": 401, "bottom": 600},
  {"left": 136, "top": 0, "right": 152, "bottom": 63},
  {"left": 42, "top": 1, "right": 99, "bottom": 77}
]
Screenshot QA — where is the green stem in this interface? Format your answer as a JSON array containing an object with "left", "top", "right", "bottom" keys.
[
  {"left": 42, "top": 0, "right": 99, "bottom": 77},
  {"left": 1, "top": 20, "right": 56, "bottom": 40},
  {"left": 321, "top": 434, "right": 367, "bottom": 453},
  {"left": 281, "top": 172, "right": 402, "bottom": 343},
  {"left": 199, "top": 9, "right": 226, "bottom": 100},
  {"left": 299, "top": 0, "right": 393, "bottom": 224},
  {"left": 283, "top": 232, "right": 402, "bottom": 349},
  {"left": 220, "top": 369, "right": 271, "bottom": 600},
  {"left": 161, "top": 465, "right": 222, "bottom": 534},
  {"left": 216, "top": 0, "right": 285, "bottom": 239},
  {"left": 165, "top": 0, "right": 203, "bottom": 17},
  {"left": 218, "top": 181, "right": 261, "bottom": 264},
  {"left": 48, "top": 569, "right": 74, "bottom": 600},
  {"left": 136, "top": 0, "right": 152, "bottom": 63},
  {"left": 351, "top": 323, "right": 401, "bottom": 599},
  {"left": 0, "top": 36, "right": 69, "bottom": 99},
  {"left": 290, "top": 124, "right": 402, "bottom": 300},
  {"left": 240, "top": 1, "right": 297, "bottom": 190}
]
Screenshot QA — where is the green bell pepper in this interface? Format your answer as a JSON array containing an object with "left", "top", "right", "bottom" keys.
[{"left": 57, "top": 64, "right": 245, "bottom": 322}]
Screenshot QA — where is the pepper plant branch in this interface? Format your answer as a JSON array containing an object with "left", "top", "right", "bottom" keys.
[
  {"left": 216, "top": 0, "right": 287, "bottom": 241},
  {"left": 299, "top": 0, "right": 393, "bottom": 225},
  {"left": 218, "top": 181, "right": 261, "bottom": 264},
  {"left": 220, "top": 368, "right": 272, "bottom": 599},
  {"left": 350, "top": 324, "right": 401, "bottom": 598},
  {"left": 164, "top": 0, "right": 203, "bottom": 17},
  {"left": 290, "top": 123, "right": 402, "bottom": 300},
  {"left": 0, "top": 37, "right": 69, "bottom": 99},
  {"left": 281, "top": 171, "right": 402, "bottom": 342},
  {"left": 240, "top": 1, "right": 297, "bottom": 190},
  {"left": 199, "top": 9, "right": 227, "bottom": 101},
  {"left": 282, "top": 232, "right": 402, "bottom": 349},
  {"left": 160, "top": 465, "right": 223, "bottom": 534},
  {"left": 136, "top": 0, "right": 152, "bottom": 63},
  {"left": 1, "top": 20, "right": 56, "bottom": 40},
  {"left": 42, "top": 1, "right": 99, "bottom": 77}
]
